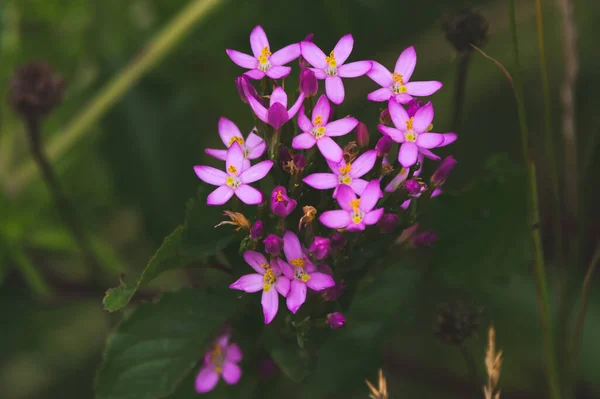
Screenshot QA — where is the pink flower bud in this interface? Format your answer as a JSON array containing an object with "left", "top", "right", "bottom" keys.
[
  {"left": 264, "top": 234, "right": 283, "bottom": 257},
  {"left": 299, "top": 69, "right": 318, "bottom": 97},
  {"left": 327, "top": 312, "right": 346, "bottom": 330},
  {"left": 412, "top": 231, "right": 438, "bottom": 247},
  {"left": 356, "top": 122, "right": 369, "bottom": 148},
  {"left": 267, "top": 102, "right": 288, "bottom": 130},
  {"left": 378, "top": 213, "right": 399, "bottom": 234},
  {"left": 376, "top": 136, "right": 393, "bottom": 156},
  {"left": 293, "top": 153, "right": 306, "bottom": 170},
  {"left": 270, "top": 186, "right": 297, "bottom": 217},
  {"left": 250, "top": 220, "right": 263, "bottom": 240},
  {"left": 407, "top": 99, "right": 425, "bottom": 117},
  {"left": 309, "top": 236, "right": 331, "bottom": 260},
  {"left": 235, "top": 75, "right": 258, "bottom": 104},
  {"left": 431, "top": 156, "right": 457, "bottom": 187},
  {"left": 379, "top": 108, "right": 391, "bottom": 124},
  {"left": 405, "top": 179, "right": 421, "bottom": 196}
]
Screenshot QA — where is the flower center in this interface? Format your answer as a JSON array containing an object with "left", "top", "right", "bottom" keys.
[
  {"left": 226, "top": 175, "right": 241, "bottom": 189},
  {"left": 263, "top": 268, "right": 277, "bottom": 292},
  {"left": 311, "top": 125, "right": 326, "bottom": 139},
  {"left": 404, "top": 130, "right": 417, "bottom": 142},
  {"left": 339, "top": 175, "right": 353, "bottom": 185},
  {"left": 210, "top": 344, "right": 225, "bottom": 374},
  {"left": 392, "top": 72, "right": 404, "bottom": 84},
  {"left": 228, "top": 136, "right": 245, "bottom": 146},
  {"left": 325, "top": 51, "right": 337, "bottom": 76},
  {"left": 258, "top": 46, "right": 272, "bottom": 72},
  {"left": 293, "top": 267, "right": 311, "bottom": 282},
  {"left": 339, "top": 163, "right": 352, "bottom": 175},
  {"left": 276, "top": 189, "right": 285, "bottom": 202},
  {"left": 228, "top": 165, "right": 239, "bottom": 175},
  {"left": 290, "top": 258, "right": 305, "bottom": 267},
  {"left": 349, "top": 198, "right": 363, "bottom": 224}
]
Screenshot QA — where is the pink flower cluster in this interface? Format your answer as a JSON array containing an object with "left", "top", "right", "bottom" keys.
[{"left": 193, "top": 25, "right": 458, "bottom": 394}]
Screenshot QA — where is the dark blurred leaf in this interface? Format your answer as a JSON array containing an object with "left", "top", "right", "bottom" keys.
[
  {"left": 263, "top": 326, "right": 314, "bottom": 383},
  {"left": 95, "top": 287, "right": 241, "bottom": 399}
]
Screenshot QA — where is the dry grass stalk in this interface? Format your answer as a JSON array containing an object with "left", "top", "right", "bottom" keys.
[
  {"left": 365, "top": 369, "right": 388, "bottom": 399},
  {"left": 483, "top": 325, "right": 503, "bottom": 399}
]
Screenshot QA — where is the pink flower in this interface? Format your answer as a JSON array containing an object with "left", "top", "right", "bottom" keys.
[
  {"left": 230, "top": 251, "right": 291, "bottom": 324},
  {"left": 248, "top": 86, "right": 305, "bottom": 130},
  {"left": 264, "top": 234, "right": 283, "bottom": 257},
  {"left": 309, "top": 236, "right": 331, "bottom": 260},
  {"left": 235, "top": 75, "right": 259, "bottom": 104},
  {"left": 292, "top": 94, "right": 358, "bottom": 162},
  {"left": 270, "top": 186, "right": 297, "bottom": 217},
  {"left": 431, "top": 156, "right": 457, "bottom": 187},
  {"left": 205, "top": 117, "right": 266, "bottom": 167},
  {"left": 383, "top": 154, "right": 423, "bottom": 192},
  {"left": 326, "top": 312, "right": 346, "bottom": 330},
  {"left": 299, "top": 68, "right": 318, "bottom": 97},
  {"left": 194, "top": 142, "right": 273, "bottom": 205},
  {"left": 319, "top": 180, "right": 384, "bottom": 232},
  {"left": 226, "top": 25, "right": 301, "bottom": 80},
  {"left": 300, "top": 34, "right": 372, "bottom": 104},
  {"left": 367, "top": 46, "right": 442, "bottom": 104},
  {"left": 195, "top": 332, "right": 243, "bottom": 393},
  {"left": 303, "top": 149, "right": 377, "bottom": 196},
  {"left": 279, "top": 231, "right": 335, "bottom": 313},
  {"left": 378, "top": 99, "right": 455, "bottom": 168}
]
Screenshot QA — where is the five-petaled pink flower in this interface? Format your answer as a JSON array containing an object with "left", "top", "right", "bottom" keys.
[
  {"left": 303, "top": 149, "right": 377, "bottom": 196},
  {"left": 320, "top": 180, "right": 384, "bottom": 232},
  {"left": 194, "top": 142, "right": 273, "bottom": 205},
  {"left": 278, "top": 231, "right": 335, "bottom": 313},
  {"left": 300, "top": 35, "right": 372, "bottom": 104},
  {"left": 292, "top": 94, "right": 358, "bottom": 162},
  {"left": 378, "top": 99, "right": 455, "bottom": 168},
  {"left": 230, "top": 251, "right": 291, "bottom": 324},
  {"left": 248, "top": 86, "right": 305, "bottom": 130},
  {"left": 205, "top": 117, "right": 266, "bottom": 168},
  {"left": 367, "top": 46, "right": 442, "bottom": 104},
  {"left": 195, "top": 332, "right": 243, "bottom": 393},
  {"left": 226, "top": 25, "right": 301, "bottom": 80}
]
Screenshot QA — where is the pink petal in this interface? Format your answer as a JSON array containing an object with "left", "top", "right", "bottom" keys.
[
  {"left": 416, "top": 133, "right": 444, "bottom": 149},
  {"left": 250, "top": 25, "right": 269, "bottom": 58},
  {"left": 363, "top": 208, "right": 384, "bottom": 225},
  {"left": 245, "top": 134, "right": 266, "bottom": 159},
  {"left": 325, "top": 117, "right": 358, "bottom": 137},
  {"left": 303, "top": 173, "right": 338, "bottom": 190},
  {"left": 261, "top": 288, "right": 279, "bottom": 324},
  {"left": 292, "top": 132, "right": 316, "bottom": 150},
  {"left": 222, "top": 361, "right": 242, "bottom": 385},
  {"left": 195, "top": 366, "right": 219, "bottom": 393},
  {"left": 248, "top": 95, "right": 268, "bottom": 123},
  {"left": 297, "top": 108, "right": 313, "bottom": 132},
  {"left": 276, "top": 277, "right": 290, "bottom": 297},
  {"left": 347, "top": 222, "right": 366, "bottom": 232},
  {"left": 394, "top": 92, "right": 414, "bottom": 104},
  {"left": 240, "top": 160, "right": 273, "bottom": 183},
  {"left": 419, "top": 147, "right": 441, "bottom": 161},
  {"left": 266, "top": 66, "right": 291, "bottom": 79},
  {"left": 367, "top": 61, "right": 394, "bottom": 87},
  {"left": 325, "top": 76, "right": 345, "bottom": 105},
  {"left": 367, "top": 88, "right": 393, "bottom": 102},
  {"left": 226, "top": 142, "right": 244, "bottom": 175},
  {"left": 229, "top": 273, "right": 264, "bottom": 293},
  {"left": 405, "top": 81, "right": 443, "bottom": 96},
  {"left": 234, "top": 184, "right": 262, "bottom": 205},
  {"left": 310, "top": 67, "right": 326, "bottom": 79},
  {"left": 306, "top": 272, "right": 335, "bottom": 291},
  {"left": 319, "top": 210, "right": 351, "bottom": 229},
  {"left": 205, "top": 148, "right": 227, "bottom": 161},
  {"left": 243, "top": 250, "right": 269, "bottom": 274},
  {"left": 432, "top": 188, "right": 443, "bottom": 198},
  {"left": 395, "top": 46, "right": 417, "bottom": 82},
  {"left": 385, "top": 168, "right": 409, "bottom": 192},
  {"left": 326, "top": 159, "right": 342, "bottom": 175},
  {"left": 277, "top": 259, "right": 294, "bottom": 280},
  {"left": 283, "top": 231, "right": 304, "bottom": 263},
  {"left": 335, "top": 184, "right": 357, "bottom": 211},
  {"left": 194, "top": 166, "right": 227, "bottom": 186},
  {"left": 413, "top": 102, "right": 434, "bottom": 132},
  {"left": 207, "top": 186, "right": 235, "bottom": 205},
  {"left": 270, "top": 87, "right": 288, "bottom": 108},
  {"left": 244, "top": 69, "right": 265, "bottom": 80},
  {"left": 226, "top": 343, "right": 243, "bottom": 362},
  {"left": 287, "top": 92, "right": 306, "bottom": 119},
  {"left": 333, "top": 34, "right": 354, "bottom": 65},
  {"left": 350, "top": 178, "right": 369, "bottom": 195},
  {"left": 398, "top": 142, "right": 418, "bottom": 168},
  {"left": 388, "top": 98, "right": 410, "bottom": 130},
  {"left": 286, "top": 280, "right": 307, "bottom": 313},
  {"left": 401, "top": 199, "right": 411, "bottom": 210},
  {"left": 350, "top": 150, "right": 377, "bottom": 178},
  {"left": 440, "top": 132, "right": 457, "bottom": 147},
  {"left": 312, "top": 94, "right": 331, "bottom": 125},
  {"left": 270, "top": 43, "right": 301, "bottom": 65},
  {"left": 317, "top": 136, "right": 343, "bottom": 162},
  {"left": 226, "top": 49, "right": 258, "bottom": 69},
  {"left": 218, "top": 117, "right": 243, "bottom": 146},
  {"left": 377, "top": 125, "right": 405, "bottom": 143},
  {"left": 359, "top": 179, "right": 382, "bottom": 212},
  {"left": 338, "top": 61, "right": 372, "bottom": 78},
  {"left": 300, "top": 41, "right": 327, "bottom": 69}
]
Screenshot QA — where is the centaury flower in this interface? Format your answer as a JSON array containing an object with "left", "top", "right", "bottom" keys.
[
  {"left": 292, "top": 94, "right": 358, "bottom": 162},
  {"left": 303, "top": 149, "right": 377, "bottom": 196},
  {"left": 319, "top": 180, "right": 384, "bottom": 232},
  {"left": 226, "top": 25, "right": 301, "bottom": 80},
  {"left": 279, "top": 231, "right": 335, "bottom": 313},
  {"left": 195, "top": 332, "right": 243, "bottom": 393},
  {"left": 205, "top": 117, "right": 266, "bottom": 167},
  {"left": 367, "top": 46, "right": 442, "bottom": 104},
  {"left": 194, "top": 142, "right": 273, "bottom": 205},
  {"left": 270, "top": 186, "right": 297, "bottom": 217},
  {"left": 230, "top": 251, "right": 290, "bottom": 324},
  {"left": 248, "top": 86, "right": 305, "bottom": 130},
  {"left": 301, "top": 34, "right": 372, "bottom": 104},
  {"left": 378, "top": 99, "right": 454, "bottom": 168}
]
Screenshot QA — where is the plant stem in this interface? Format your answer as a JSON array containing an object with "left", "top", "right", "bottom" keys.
[
  {"left": 509, "top": 2, "right": 562, "bottom": 399},
  {"left": 534, "top": 0, "right": 564, "bottom": 263},
  {"left": 11, "top": 246, "right": 54, "bottom": 298},
  {"left": 458, "top": 343, "right": 478, "bottom": 399},
  {"left": 452, "top": 51, "right": 472, "bottom": 133}
]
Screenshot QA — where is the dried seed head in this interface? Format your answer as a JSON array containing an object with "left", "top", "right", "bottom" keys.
[
  {"left": 443, "top": 8, "right": 489, "bottom": 53},
  {"left": 433, "top": 300, "right": 482, "bottom": 345}
]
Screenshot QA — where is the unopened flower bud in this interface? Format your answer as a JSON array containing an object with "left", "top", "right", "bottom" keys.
[
  {"left": 379, "top": 108, "right": 391, "bottom": 125},
  {"left": 327, "top": 312, "right": 346, "bottom": 330},
  {"left": 396, "top": 223, "right": 420, "bottom": 245},
  {"left": 407, "top": 99, "right": 424, "bottom": 117},
  {"left": 299, "top": 69, "right": 318, "bottom": 97},
  {"left": 431, "top": 156, "right": 457, "bottom": 187},
  {"left": 299, "top": 34, "right": 315, "bottom": 68},
  {"left": 405, "top": 179, "right": 421, "bottom": 196},
  {"left": 412, "top": 231, "right": 438, "bottom": 247},
  {"left": 378, "top": 213, "right": 399, "bottom": 234},
  {"left": 293, "top": 154, "right": 306, "bottom": 170},
  {"left": 250, "top": 220, "right": 263, "bottom": 240},
  {"left": 268, "top": 102, "right": 288, "bottom": 130},
  {"left": 322, "top": 279, "right": 345, "bottom": 301},
  {"left": 9, "top": 62, "right": 65, "bottom": 121},
  {"left": 309, "top": 236, "right": 331, "bottom": 260},
  {"left": 331, "top": 232, "right": 346, "bottom": 248},
  {"left": 270, "top": 186, "right": 297, "bottom": 217},
  {"left": 356, "top": 122, "right": 369, "bottom": 148},
  {"left": 375, "top": 136, "right": 393, "bottom": 157},
  {"left": 264, "top": 234, "right": 283, "bottom": 257},
  {"left": 235, "top": 75, "right": 258, "bottom": 104}
]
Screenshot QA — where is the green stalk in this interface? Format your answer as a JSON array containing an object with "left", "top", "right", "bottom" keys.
[
  {"left": 11, "top": 247, "right": 53, "bottom": 298},
  {"left": 8, "top": 0, "right": 223, "bottom": 193},
  {"left": 534, "top": 0, "right": 564, "bottom": 263},
  {"left": 509, "top": 2, "right": 561, "bottom": 399}
]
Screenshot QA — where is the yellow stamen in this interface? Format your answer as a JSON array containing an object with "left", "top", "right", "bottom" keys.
[
  {"left": 350, "top": 198, "right": 361, "bottom": 212},
  {"left": 263, "top": 268, "right": 276, "bottom": 285},
  {"left": 325, "top": 50, "right": 336, "bottom": 67},
  {"left": 316, "top": 126, "right": 326, "bottom": 135},
  {"left": 263, "top": 283, "right": 271, "bottom": 292},
  {"left": 339, "top": 163, "right": 352, "bottom": 175},
  {"left": 228, "top": 136, "right": 245, "bottom": 146},
  {"left": 228, "top": 165, "right": 238, "bottom": 174},
  {"left": 314, "top": 115, "right": 323, "bottom": 125},
  {"left": 226, "top": 176, "right": 235, "bottom": 186},
  {"left": 342, "top": 176, "right": 352, "bottom": 185},
  {"left": 352, "top": 214, "right": 362, "bottom": 224},
  {"left": 261, "top": 263, "right": 269, "bottom": 269},
  {"left": 392, "top": 72, "right": 404, "bottom": 84},
  {"left": 212, "top": 344, "right": 222, "bottom": 356},
  {"left": 276, "top": 189, "right": 285, "bottom": 202},
  {"left": 290, "top": 258, "right": 305, "bottom": 267},
  {"left": 405, "top": 117, "right": 414, "bottom": 130},
  {"left": 301, "top": 274, "right": 311, "bottom": 282},
  {"left": 215, "top": 366, "right": 223, "bottom": 374},
  {"left": 260, "top": 46, "right": 271, "bottom": 57}
]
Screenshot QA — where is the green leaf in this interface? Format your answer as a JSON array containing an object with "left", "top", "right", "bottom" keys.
[
  {"left": 95, "top": 287, "right": 241, "bottom": 399},
  {"left": 263, "top": 326, "right": 314, "bottom": 383}
]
